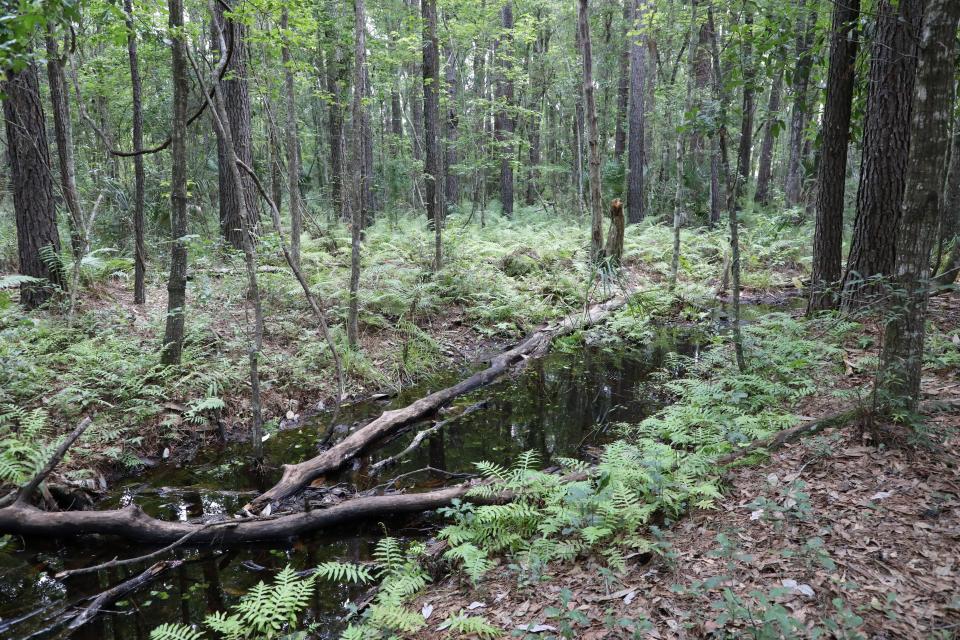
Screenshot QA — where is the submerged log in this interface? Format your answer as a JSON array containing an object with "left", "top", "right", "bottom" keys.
[{"left": 245, "top": 294, "right": 628, "bottom": 512}]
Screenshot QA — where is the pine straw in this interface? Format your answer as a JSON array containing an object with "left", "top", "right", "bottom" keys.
[{"left": 412, "top": 416, "right": 960, "bottom": 639}]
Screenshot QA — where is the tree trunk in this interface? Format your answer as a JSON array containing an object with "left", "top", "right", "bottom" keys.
[
  {"left": 525, "top": 20, "right": 549, "bottom": 206},
  {"left": 784, "top": 0, "right": 818, "bottom": 208},
  {"left": 626, "top": 0, "right": 648, "bottom": 223},
  {"left": 727, "top": 7, "right": 755, "bottom": 214},
  {"left": 348, "top": 0, "right": 371, "bottom": 348},
  {"left": 754, "top": 68, "right": 783, "bottom": 206},
  {"left": 808, "top": 0, "right": 860, "bottom": 313},
  {"left": 707, "top": 5, "right": 730, "bottom": 225},
  {"left": 935, "top": 116, "right": 960, "bottom": 286},
  {"left": 495, "top": 2, "right": 515, "bottom": 217},
  {"left": 281, "top": 7, "right": 302, "bottom": 268},
  {"left": 323, "top": 16, "right": 347, "bottom": 220},
  {"left": 423, "top": 0, "right": 443, "bottom": 270},
  {"left": 3, "top": 59, "right": 64, "bottom": 309},
  {"left": 211, "top": 0, "right": 259, "bottom": 249},
  {"left": 123, "top": 0, "right": 148, "bottom": 304},
  {"left": 880, "top": 0, "right": 960, "bottom": 410},
  {"left": 613, "top": 1, "right": 630, "bottom": 162},
  {"left": 444, "top": 46, "right": 460, "bottom": 208},
  {"left": 160, "top": 0, "right": 189, "bottom": 365},
  {"left": 45, "top": 34, "right": 83, "bottom": 261},
  {"left": 579, "top": 0, "right": 604, "bottom": 261},
  {"left": 842, "top": 0, "right": 924, "bottom": 311}
]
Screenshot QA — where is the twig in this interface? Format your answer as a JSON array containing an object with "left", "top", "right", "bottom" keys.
[
  {"left": 56, "top": 520, "right": 223, "bottom": 579},
  {"left": 67, "top": 559, "right": 182, "bottom": 630},
  {"left": 16, "top": 417, "right": 92, "bottom": 506},
  {"left": 369, "top": 400, "right": 489, "bottom": 474}
]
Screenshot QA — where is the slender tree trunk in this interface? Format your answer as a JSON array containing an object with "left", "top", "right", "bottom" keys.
[
  {"left": 613, "top": 1, "right": 630, "bottom": 162},
  {"left": 728, "top": 7, "right": 755, "bottom": 214},
  {"left": 211, "top": 0, "right": 259, "bottom": 249},
  {"left": 808, "top": 0, "right": 860, "bottom": 313},
  {"left": 841, "top": 0, "right": 924, "bottom": 311},
  {"left": 423, "top": 0, "right": 443, "bottom": 270},
  {"left": 626, "top": 0, "right": 649, "bottom": 223},
  {"left": 707, "top": 5, "right": 730, "bottom": 224},
  {"left": 784, "top": 0, "right": 817, "bottom": 208},
  {"left": 324, "top": 17, "right": 347, "bottom": 220},
  {"left": 880, "top": 0, "right": 960, "bottom": 410},
  {"left": 754, "top": 68, "right": 783, "bottom": 206},
  {"left": 123, "top": 0, "right": 147, "bottom": 304},
  {"left": 444, "top": 45, "right": 459, "bottom": 208},
  {"left": 935, "top": 116, "right": 960, "bottom": 286},
  {"left": 348, "top": 0, "right": 371, "bottom": 347},
  {"left": 578, "top": 0, "right": 604, "bottom": 262},
  {"left": 45, "top": 35, "right": 83, "bottom": 261},
  {"left": 281, "top": 8, "right": 302, "bottom": 268},
  {"left": 495, "top": 2, "right": 515, "bottom": 217},
  {"left": 670, "top": 0, "right": 699, "bottom": 289},
  {"left": 3, "top": 59, "right": 64, "bottom": 309},
  {"left": 525, "top": 20, "right": 549, "bottom": 206},
  {"left": 161, "top": 0, "right": 189, "bottom": 365}
]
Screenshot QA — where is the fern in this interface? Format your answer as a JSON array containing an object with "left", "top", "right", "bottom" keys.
[
  {"left": 314, "top": 561, "right": 375, "bottom": 584},
  {"left": 437, "top": 612, "right": 500, "bottom": 638}
]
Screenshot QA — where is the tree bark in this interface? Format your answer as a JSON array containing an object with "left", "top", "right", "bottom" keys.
[
  {"left": 123, "top": 0, "right": 148, "bottom": 304},
  {"left": 495, "top": 2, "right": 515, "bottom": 217},
  {"left": 706, "top": 5, "right": 730, "bottom": 225},
  {"left": 2, "top": 59, "right": 65, "bottom": 309},
  {"left": 160, "top": 0, "right": 190, "bottom": 365},
  {"left": 879, "top": 0, "right": 960, "bottom": 410},
  {"left": 323, "top": 14, "right": 347, "bottom": 220},
  {"left": 808, "top": 0, "right": 860, "bottom": 313},
  {"left": 211, "top": 0, "right": 260, "bottom": 249},
  {"left": 727, "top": 6, "right": 755, "bottom": 214},
  {"left": 423, "top": 0, "right": 443, "bottom": 271},
  {"left": 935, "top": 116, "right": 960, "bottom": 286},
  {"left": 626, "top": 0, "right": 648, "bottom": 224},
  {"left": 444, "top": 46, "right": 460, "bottom": 208},
  {"left": 579, "top": 0, "right": 604, "bottom": 261},
  {"left": 347, "top": 0, "right": 371, "bottom": 348},
  {"left": 281, "top": 7, "right": 302, "bottom": 269},
  {"left": 613, "top": 1, "right": 631, "bottom": 162},
  {"left": 841, "top": 0, "right": 924, "bottom": 311},
  {"left": 754, "top": 68, "right": 784, "bottom": 206},
  {"left": 784, "top": 0, "right": 818, "bottom": 208}
]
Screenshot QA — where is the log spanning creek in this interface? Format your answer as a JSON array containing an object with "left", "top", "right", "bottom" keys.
[{"left": 1, "top": 323, "right": 714, "bottom": 639}]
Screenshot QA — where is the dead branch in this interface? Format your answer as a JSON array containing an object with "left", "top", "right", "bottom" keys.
[
  {"left": 245, "top": 294, "right": 628, "bottom": 512},
  {"left": 16, "top": 417, "right": 92, "bottom": 506},
  {"left": 369, "top": 400, "right": 489, "bottom": 474},
  {"left": 67, "top": 559, "right": 183, "bottom": 630}
]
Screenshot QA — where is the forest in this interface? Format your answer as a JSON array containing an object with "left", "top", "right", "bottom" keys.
[{"left": 0, "top": 0, "right": 959, "bottom": 636}]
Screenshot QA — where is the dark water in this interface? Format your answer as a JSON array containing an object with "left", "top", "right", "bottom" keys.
[{"left": 0, "top": 329, "right": 705, "bottom": 640}]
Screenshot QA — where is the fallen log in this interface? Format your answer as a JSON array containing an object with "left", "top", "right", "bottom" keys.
[
  {"left": 245, "top": 294, "right": 629, "bottom": 512},
  {"left": 0, "top": 482, "right": 490, "bottom": 544}
]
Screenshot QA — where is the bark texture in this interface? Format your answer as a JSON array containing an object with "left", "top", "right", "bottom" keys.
[
  {"left": 626, "top": 0, "right": 648, "bottom": 223},
  {"left": 842, "top": 0, "right": 924, "bottom": 310},
  {"left": 808, "top": 0, "right": 860, "bottom": 312},
  {"left": 880, "top": 0, "right": 960, "bottom": 409},
  {"left": 495, "top": 2, "right": 515, "bottom": 217},
  {"left": 579, "top": 0, "right": 604, "bottom": 261},
  {"left": 784, "top": 0, "right": 818, "bottom": 208},
  {"left": 754, "top": 68, "right": 783, "bottom": 206},
  {"left": 124, "top": 0, "right": 148, "bottom": 304},
  {"left": 281, "top": 8, "right": 302, "bottom": 268}
]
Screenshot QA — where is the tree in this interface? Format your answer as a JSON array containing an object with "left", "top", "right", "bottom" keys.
[
  {"left": 808, "top": 0, "right": 860, "bottom": 313},
  {"left": 578, "top": 0, "right": 604, "bottom": 262},
  {"left": 423, "top": 0, "right": 443, "bottom": 271},
  {"left": 124, "top": 0, "right": 148, "bottom": 304},
  {"left": 841, "top": 0, "right": 924, "bottom": 310},
  {"left": 754, "top": 68, "right": 783, "bottom": 206},
  {"left": 626, "top": 0, "right": 649, "bottom": 224},
  {"left": 3, "top": 58, "right": 65, "bottom": 309},
  {"left": 494, "top": 2, "right": 515, "bottom": 217},
  {"left": 784, "top": 0, "right": 818, "bottom": 208},
  {"left": 879, "top": 0, "right": 960, "bottom": 410},
  {"left": 444, "top": 46, "right": 460, "bottom": 208},
  {"left": 727, "top": 6, "right": 755, "bottom": 214},
  {"left": 281, "top": 6, "right": 302, "bottom": 268},
  {"left": 212, "top": 0, "right": 260, "bottom": 249},
  {"left": 160, "top": 0, "right": 189, "bottom": 366}
]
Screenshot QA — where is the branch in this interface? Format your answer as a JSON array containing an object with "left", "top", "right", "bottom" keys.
[
  {"left": 67, "top": 560, "right": 183, "bottom": 630},
  {"left": 15, "top": 417, "right": 92, "bottom": 506}
]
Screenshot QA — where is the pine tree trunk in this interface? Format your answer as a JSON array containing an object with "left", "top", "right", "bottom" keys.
[
  {"left": 3, "top": 59, "right": 64, "bottom": 309},
  {"left": 808, "top": 0, "right": 860, "bottom": 313},
  {"left": 211, "top": 0, "right": 259, "bottom": 249},
  {"left": 728, "top": 7, "right": 755, "bottom": 214},
  {"left": 123, "top": 0, "right": 147, "bottom": 304},
  {"left": 281, "top": 7, "right": 302, "bottom": 268},
  {"left": 578, "top": 0, "right": 604, "bottom": 262},
  {"left": 784, "top": 0, "right": 817, "bottom": 208},
  {"left": 842, "top": 0, "right": 924, "bottom": 311},
  {"left": 444, "top": 45, "right": 459, "bottom": 208},
  {"left": 613, "top": 1, "right": 630, "bottom": 162},
  {"left": 754, "top": 68, "right": 783, "bottom": 206},
  {"left": 423, "top": 0, "right": 443, "bottom": 272},
  {"left": 626, "top": 0, "right": 649, "bottom": 224},
  {"left": 161, "top": 0, "right": 189, "bottom": 365},
  {"left": 495, "top": 2, "right": 515, "bottom": 217},
  {"left": 880, "top": 0, "right": 960, "bottom": 410},
  {"left": 348, "top": 0, "right": 371, "bottom": 347}
]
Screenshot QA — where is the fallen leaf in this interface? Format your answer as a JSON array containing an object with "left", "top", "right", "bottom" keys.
[{"left": 421, "top": 603, "right": 433, "bottom": 619}]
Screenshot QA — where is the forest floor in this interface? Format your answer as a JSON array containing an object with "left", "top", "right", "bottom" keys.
[
  {"left": 0, "top": 208, "right": 806, "bottom": 478},
  {"left": 410, "top": 292, "right": 960, "bottom": 639}
]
